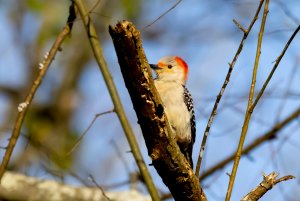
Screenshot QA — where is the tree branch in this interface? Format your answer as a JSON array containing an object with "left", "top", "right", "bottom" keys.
[
  {"left": 109, "top": 21, "right": 207, "bottom": 201},
  {"left": 195, "top": 0, "right": 265, "bottom": 176},
  {"left": 200, "top": 107, "right": 300, "bottom": 180},
  {"left": 250, "top": 24, "right": 300, "bottom": 112},
  {"left": 226, "top": 1, "right": 270, "bottom": 199},
  {"left": 241, "top": 172, "right": 295, "bottom": 201},
  {"left": 73, "top": 1, "right": 160, "bottom": 200},
  {"left": 0, "top": 2, "right": 76, "bottom": 181}
]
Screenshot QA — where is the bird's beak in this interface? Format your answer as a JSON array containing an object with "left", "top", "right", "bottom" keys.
[{"left": 150, "top": 64, "right": 161, "bottom": 70}]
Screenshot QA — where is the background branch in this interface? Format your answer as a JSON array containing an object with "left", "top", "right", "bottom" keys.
[
  {"left": 0, "top": 2, "right": 76, "bottom": 181},
  {"left": 200, "top": 107, "right": 300, "bottom": 180},
  {"left": 0, "top": 171, "right": 151, "bottom": 201}
]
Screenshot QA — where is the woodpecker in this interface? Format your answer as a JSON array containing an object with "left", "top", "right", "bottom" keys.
[{"left": 150, "top": 56, "right": 195, "bottom": 168}]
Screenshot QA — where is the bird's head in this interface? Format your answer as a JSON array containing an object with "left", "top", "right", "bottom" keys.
[{"left": 150, "top": 56, "right": 188, "bottom": 84}]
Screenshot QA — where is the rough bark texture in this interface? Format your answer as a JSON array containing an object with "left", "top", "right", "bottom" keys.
[
  {"left": 241, "top": 172, "right": 295, "bottom": 201},
  {"left": 109, "top": 21, "right": 206, "bottom": 201}
]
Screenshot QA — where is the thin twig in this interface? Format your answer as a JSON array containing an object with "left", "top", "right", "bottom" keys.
[
  {"left": 195, "top": 0, "right": 265, "bottom": 177},
  {"left": 275, "top": 1, "right": 299, "bottom": 25},
  {"left": 67, "top": 109, "right": 114, "bottom": 155},
  {"left": 250, "top": 24, "right": 300, "bottom": 112},
  {"left": 233, "top": 19, "right": 247, "bottom": 33},
  {"left": 0, "top": 2, "right": 76, "bottom": 181},
  {"left": 89, "top": 0, "right": 102, "bottom": 13},
  {"left": 225, "top": 1, "right": 270, "bottom": 200},
  {"left": 88, "top": 174, "right": 112, "bottom": 201},
  {"left": 73, "top": 1, "right": 161, "bottom": 200},
  {"left": 275, "top": 59, "right": 299, "bottom": 122},
  {"left": 199, "top": 107, "right": 300, "bottom": 181},
  {"left": 142, "top": 0, "right": 182, "bottom": 30},
  {"left": 274, "top": 175, "right": 295, "bottom": 185},
  {"left": 110, "top": 139, "right": 131, "bottom": 173}
]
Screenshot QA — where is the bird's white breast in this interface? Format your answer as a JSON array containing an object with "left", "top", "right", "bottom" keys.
[{"left": 154, "top": 80, "right": 192, "bottom": 143}]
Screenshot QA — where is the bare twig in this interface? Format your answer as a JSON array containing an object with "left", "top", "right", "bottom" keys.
[
  {"left": 274, "top": 175, "right": 295, "bottom": 185},
  {"left": 250, "top": 24, "right": 300, "bottom": 112},
  {"left": 67, "top": 109, "right": 114, "bottom": 155},
  {"left": 275, "top": 59, "right": 299, "bottom": 122},
  {"left": 142, "top": 0, "right": 182, "bottom": 30},
  {"left": 89, "top": 0, "right": 102, "bottom": 13},
  {"left": 0, "top": 2, "right": 76, "bottom": 181},
  {"left": 73, "top": 1, "right": 160, "bottom": 200},
  {"left": 88, "top": 174, "right": 112, "bottom": 201},
  {"left": 225, "top": 1, "right": 270, "bottom": 200},
  {"left": 110, "top": 140, "right": 131, "bottom": 173},
  {"left": 199, "top": 107, "right": 300, "bottom": 180},
  {"left": 275, "top": 1, "right": 299, "bottom": 24},
  {"left": 195, "top": 0, "right": 265, "bottom": 177},
  {"left": 233, "top": 19, "right": 247, "bottom": 33},
  {"left": 241, "top": 172, "right": 295, "bottom": 201}
]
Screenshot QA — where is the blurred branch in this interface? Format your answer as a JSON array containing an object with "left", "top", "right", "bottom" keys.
[
  {"left": 195, "top": 0, "right": 265, "bottom": 176},
  {"left": 73, "top": 1, "right": 160, "bottom": 200},
  {"left": 275, "top": 1, "right": 300, "bottom": 24},
  {"left": 275, "top": 59, "right": 299, "bottom": 122},
  {"left": 142, "top": 0, "right": 182, "bottom": 30},
  {"left": 0, "top": 171, "right": 150, "bottom": 201},
  {"left": 110, "top": 140, "right": 131, "bottom": 173},
  {"left": 109, "top": 21, "right": 207, "bottom": 201},
  {"left": 200, "top": 107, "right": 300, "bottom": 180},
  {"left": 88, "top": 174, "right": 112, "bottom": 201},
  {"left": 0, "top": 2, "right": 76, "bottom": 181},
  {"left": 67, "top": 109, "right": 114, "bottom": 155},
  {"left": 226, "top": 1, "right": 270, "bottom": 200},
  {"left": 0, "top": 86, "right": 20, "bottom": 100},
  {"left": 241, "top": 172, "right": 295, "bottom": 201}
]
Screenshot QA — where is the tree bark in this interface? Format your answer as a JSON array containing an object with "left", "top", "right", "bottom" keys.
[
  {"left": 109, "top": 21, "right": 207, "bottom": 201},
  {"left": 241, "top": 172, "right": 294, "bottom": 201}
]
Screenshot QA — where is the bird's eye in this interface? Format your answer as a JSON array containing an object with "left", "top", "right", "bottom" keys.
[{"left": 168, "top": 65, "right": 173, "bottom": 69}]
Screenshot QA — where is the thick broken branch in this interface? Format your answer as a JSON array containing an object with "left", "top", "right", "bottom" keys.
[
  {"left": 109, "top": 21, "right": 207, "bottom": 201},
  {"left": 241, "top": 172, "right": 295, "bottom": 201}
]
